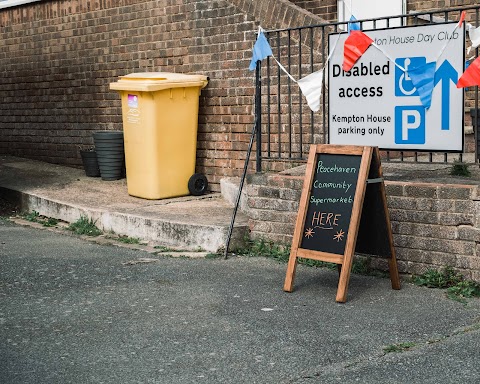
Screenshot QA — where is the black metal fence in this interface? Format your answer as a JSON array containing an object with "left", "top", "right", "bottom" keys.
[{"left": 255, "top": 5, "right": 480, "bottom": 171}]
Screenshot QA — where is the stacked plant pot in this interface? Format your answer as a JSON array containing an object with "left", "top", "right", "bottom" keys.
[
  {"left": 80, "top": 150, "right": 101, "bottom": 177},
  {"left": 93, "top": 131, "right": 125, "bottom": 181}
]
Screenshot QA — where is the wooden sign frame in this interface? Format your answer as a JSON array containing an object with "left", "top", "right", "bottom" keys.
[{"left": 284, "top": 144, "right": 400, "bottom": 302}]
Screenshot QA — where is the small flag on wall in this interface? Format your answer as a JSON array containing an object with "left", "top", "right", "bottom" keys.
[
  {"left": 458, "top": 11, "right": 466, "bottom": 27},
  {"left": 348, "top": 15, "right": 361, "bottom": 34},
  {"left": 297, "top": 70, "right": 324, "bottom": 112},
  {"left": 249, "top": 31, "right": 273, "bottom": 71},
  {"left": 457, "top": 56, "right": 480, "bottom": 88},
  {"left": 468, "top": 25, "right": 480, "bottom": 53},
  {"left": 342, "top": 31, "right": 373, "bottom": 71}
]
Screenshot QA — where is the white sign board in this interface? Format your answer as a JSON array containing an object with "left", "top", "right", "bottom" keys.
[{"left": 328, "top": 22, "right": 465, "bottom": 152}]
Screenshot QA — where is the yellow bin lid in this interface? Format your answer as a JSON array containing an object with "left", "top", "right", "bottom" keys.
[{"left": 110, "top": 72, "right": 208, "bottom": 92}]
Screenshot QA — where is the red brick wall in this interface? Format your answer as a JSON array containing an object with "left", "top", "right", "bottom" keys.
[
  {"left": 289, "top": 0, "right": 337, "bottom": 21},
  {"left": 0, "top": 0, "right": 259, "bottom": 189},
  {"left": 0, "top": 0, "right": 326, "bottom": 191}
]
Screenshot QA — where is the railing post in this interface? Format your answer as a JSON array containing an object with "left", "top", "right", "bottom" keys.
[
  {"left": 476, "top": 6, "right": 479, "bottom": 164},
  {"left": 255, "top": 61, "right": 262, "bottom": 173}
]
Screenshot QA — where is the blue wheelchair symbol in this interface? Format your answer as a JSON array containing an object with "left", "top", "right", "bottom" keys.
[{"left": 395, "top": 57, "right": 427, "bottom": 97}]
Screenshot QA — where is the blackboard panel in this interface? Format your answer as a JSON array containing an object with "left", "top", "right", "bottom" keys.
[
  {"left": 300, "top": 153, "right": 362, "bottom": 255},
  {"left": 356, "top": 183, "right": 392, "bottom": 257},
  {"left": 356, "top": 151, "right": 392, "bottom": 257}
]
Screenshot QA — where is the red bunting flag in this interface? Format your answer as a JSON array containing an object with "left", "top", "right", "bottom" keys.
[
  {"left": 457, "top": 56, "right": 480, "bottom": 88},
  {"left": 458, "top": 11, "right": 466, "bottom": 27},
  {"left": 343, "top": 31, "right": 373, "bottom": 71}
]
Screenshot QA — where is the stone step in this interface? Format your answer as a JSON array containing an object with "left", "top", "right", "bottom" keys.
[{"left": 0, "top": 156, "right": 248, "bottom": 253}]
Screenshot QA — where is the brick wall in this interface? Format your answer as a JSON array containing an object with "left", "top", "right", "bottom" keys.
[
  {"left": 229, "top": 0, "right": 323, "bottom": 30},
  {"left": 386, "top": 182, "right": 480, "bottom": 280},
  {"left": 245, "top": 174, "right": 480, "bottom": 282},
  {"left": 0, "top": 0, "right": 324, "bottom": 191},
  {"left": 289, "top": 0, "right": 337, "bottom": 21},
  {"left": 0, "top": 0, "right": 261, "bottom": 189}
]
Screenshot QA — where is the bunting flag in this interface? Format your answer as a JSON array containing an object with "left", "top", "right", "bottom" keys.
[
  {"left": 457, "top": 56, "right": 480, "bottom": 88},
  {"left": 249, "top": 31, "right": 273, "bottom": 71},
  {"left": 407, "top": 61, "right": 436, "bottom": 109},
  {"left": 348, "top": 15, "right": 360, "bottom": 34},
  {"left": 468, "top": 25, "right": 480, "bottom": 54},
  {"left": 343, "top": 31, "right": 373, "bottom": 71},
  {"left": 458, "top": 11, "right": 466, "bottom": 27},
  {"left": 297, "top": 70, "right": 324, "bottom": 112}
]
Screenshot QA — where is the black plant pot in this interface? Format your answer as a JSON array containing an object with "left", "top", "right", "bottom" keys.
[
  {"left": 80, "top": 150, "right": 101, "bottom": 177},
  {"left": 93, "top": 131, "right": 125, "bottom": 181}
]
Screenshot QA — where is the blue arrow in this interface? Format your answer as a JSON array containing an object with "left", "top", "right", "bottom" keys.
[{"left": 434, "top": 60, "right": 458, "bottom": 130}]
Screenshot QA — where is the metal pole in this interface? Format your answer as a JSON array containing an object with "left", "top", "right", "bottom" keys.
[
  {"left": 256, "top": 60, "right": 262, "bottom": 173},
  {"left": 224, "top": 62, "right": 261, "bottom": 259}
]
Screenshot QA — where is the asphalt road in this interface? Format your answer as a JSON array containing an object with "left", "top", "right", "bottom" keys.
[{"left": 1, "top": 219, "right": 480, "bottom": 384}]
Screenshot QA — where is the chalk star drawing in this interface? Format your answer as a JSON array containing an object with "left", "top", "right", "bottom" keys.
[
  {"left": 333, "top": 229, "right": 345, "bottom": 242},
  {"left": 304, "top": 227, "right": 314, "bottom": 238}
]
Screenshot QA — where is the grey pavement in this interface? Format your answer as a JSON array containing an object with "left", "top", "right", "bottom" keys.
[
  {"left": 1, "top": 219, "right": 480, "bottom": 383},
  {"left": 0, "top": 155, "right": 248, "bottom": 253}
]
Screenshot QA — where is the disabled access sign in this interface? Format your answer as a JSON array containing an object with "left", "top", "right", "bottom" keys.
[{"left": 328, "top": 22, "right": 465, "bottom": 152}]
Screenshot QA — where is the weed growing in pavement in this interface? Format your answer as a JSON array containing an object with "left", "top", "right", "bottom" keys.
[
  {"left": 153, "top": 245, "right": 191, "bottom": 254},
  {"left": 234, "top": 238, "right": 388, "bottom": 276},
  {"left": 42, "top": 217, "right": 59, "bottom": 227},
  {"left": 351, "top": 257, "right": 371, "bottom": 275},
  {"left": 446, "top": 280, "right": 480, "bottom": 303},
  {"left": 116, "top": 236, "right": 140, "bottom": 244},
  {"left": 22, "top": 211, "right": 59, "bottom": 227},
  {"left": 450, "top": 160, "right": 471, "bottom": 177},
  {"left": 67, "top": 216, "right": 102, "bottom": 236},
  {"left": 235, "top": 238, "right": 290, "bottom": 263},
  {"left": 412, "top": 266, "right": 480, "bottom": 303},
  {"left": 351, "top": 256, "right": 390, "bottom": 278},
  {"left": 412, "top": 266, "right": 462, "bottom": 288},
  {"left": 24, "top": 210, "right": 40, "bottom": 222},
  {"left": 383, "top": 342, "right": 416, "bottom": 353}
]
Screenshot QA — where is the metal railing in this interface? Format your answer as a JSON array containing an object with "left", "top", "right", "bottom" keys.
[{"left": 255, "top": 5, "right": 480, "bottom": 171}]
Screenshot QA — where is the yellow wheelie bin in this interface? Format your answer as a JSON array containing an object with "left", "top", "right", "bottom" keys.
[{"left": 110, "top": 72, "right": 208, "bottom": 199}]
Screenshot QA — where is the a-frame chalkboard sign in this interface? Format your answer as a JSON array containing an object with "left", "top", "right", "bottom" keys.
[{"left": 284, "top": 144, "right": 400, "bottom": 302}]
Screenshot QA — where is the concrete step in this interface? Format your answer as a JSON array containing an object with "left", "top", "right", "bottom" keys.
[{"left": 0, "top": 156, "right": 248, "bottom": 252}]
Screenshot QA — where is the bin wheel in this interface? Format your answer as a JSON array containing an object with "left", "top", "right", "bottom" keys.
[{"left": 188, "top": 173, "right": 208, "bottom": 196}]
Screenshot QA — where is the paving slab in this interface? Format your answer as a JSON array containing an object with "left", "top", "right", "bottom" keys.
[{"left": 0, "top": 156, "right": 248, "bottom": 252}]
